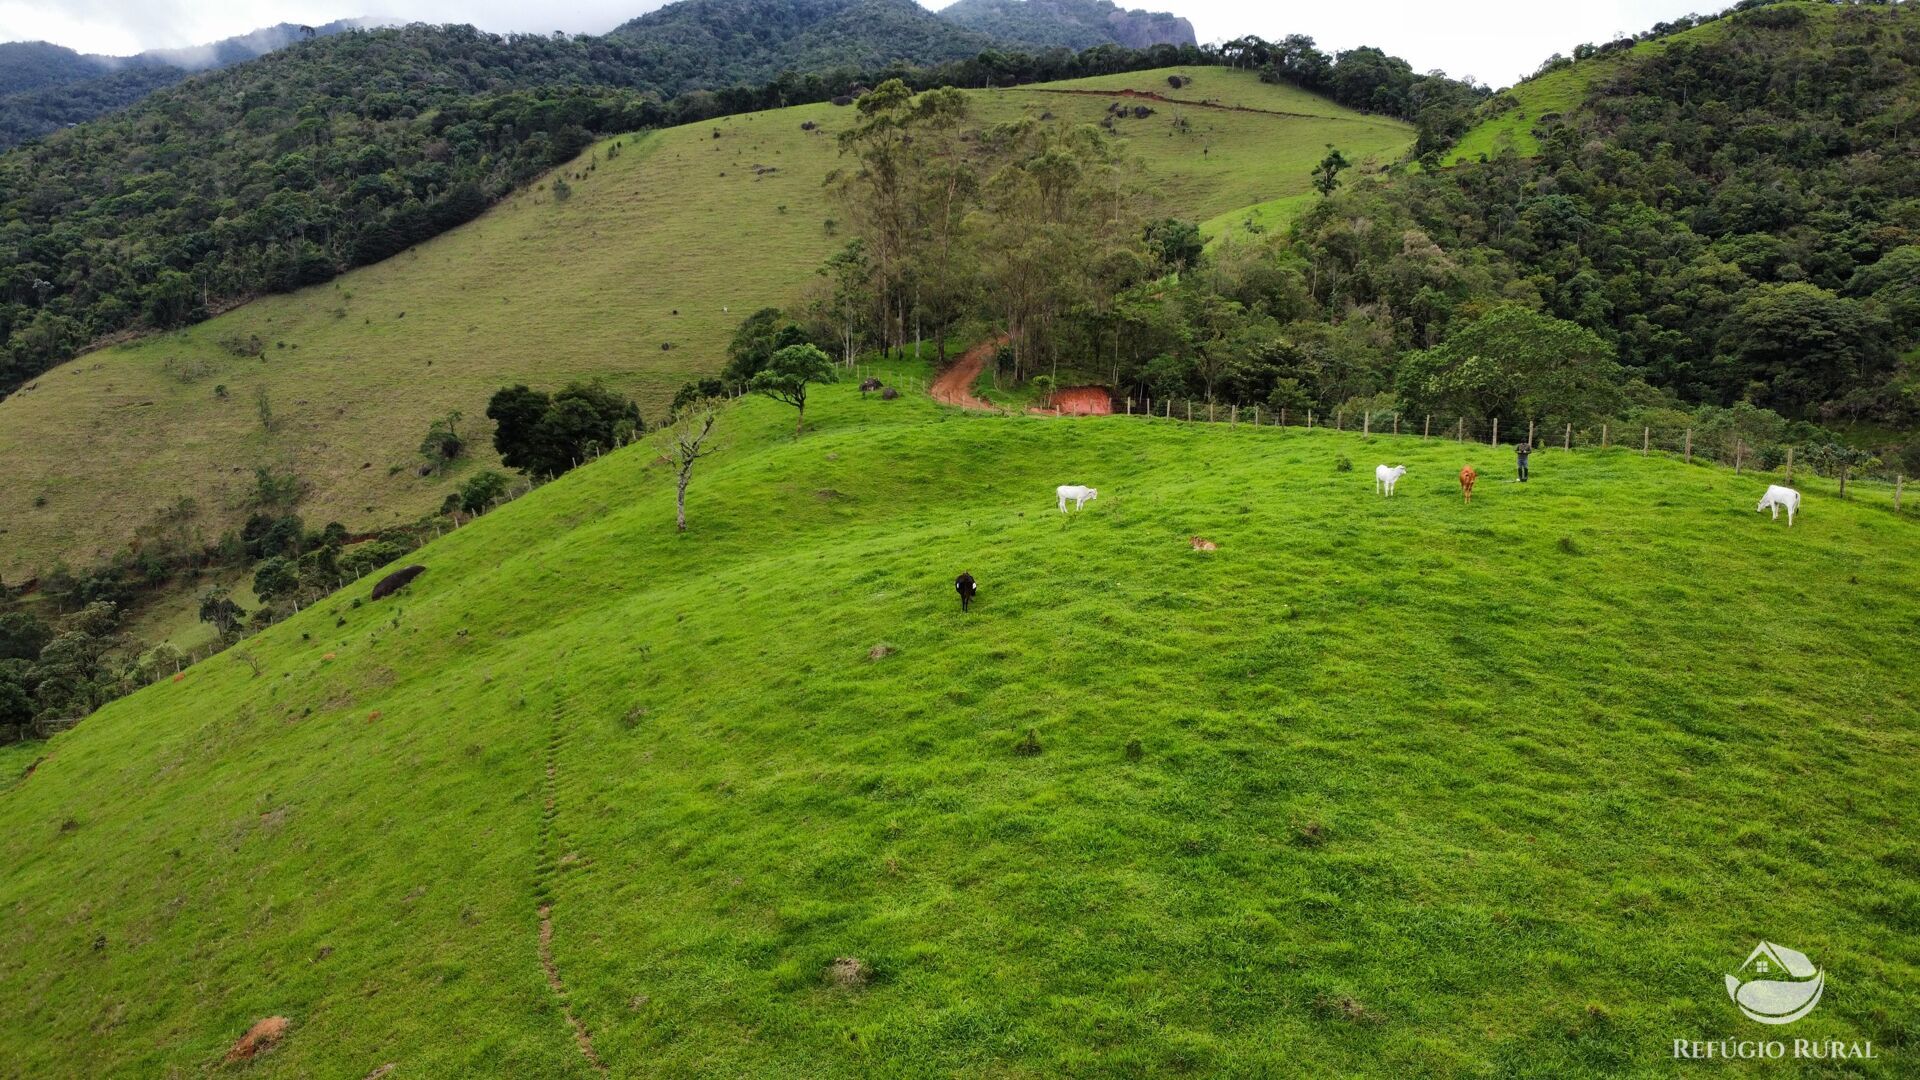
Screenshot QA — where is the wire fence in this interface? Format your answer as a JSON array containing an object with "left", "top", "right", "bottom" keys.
[{"left": 1106, "top": 396, "right": 1912, "bottom": 514}]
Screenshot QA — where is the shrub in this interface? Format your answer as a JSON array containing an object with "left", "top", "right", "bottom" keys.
[
  {"left": 459, "top": 471, "right": 510, "bottom": 515},
  {"left": 1334, "top": 455, "right": 1352, "bottom": 473}
]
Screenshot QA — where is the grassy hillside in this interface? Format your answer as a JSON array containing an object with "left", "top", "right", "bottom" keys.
[
  {"left": 4, "top": 368, "right": 1916, "bottom": 1075},
  {"left": 0, "top": 68, "right": 1411, "bottom": 582}
]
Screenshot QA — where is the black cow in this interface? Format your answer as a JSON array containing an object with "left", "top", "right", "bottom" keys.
[{"left": 954, "top": 572, "right": 977, "bottom": 613}]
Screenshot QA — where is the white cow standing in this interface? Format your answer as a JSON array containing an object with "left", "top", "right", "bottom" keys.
[
  {"left": 1757, "top": 484, "right": 1801, "bottom": 527},
  {"left": 1374, "top": 464, "right": 1408, "bottom": 497},
  {"left": 1056, "top": 484, "right": 1098, "bottom": 512}
]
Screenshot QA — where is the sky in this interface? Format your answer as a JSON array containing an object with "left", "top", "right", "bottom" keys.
[{"left": 0, "top": 0, "right": 1712, "bottom": 87}]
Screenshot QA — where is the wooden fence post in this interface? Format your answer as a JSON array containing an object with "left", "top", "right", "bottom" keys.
[
  {"left": 1527, "top": 419, "right": 1534, "bottom": 447},
  {"left": 1253, "top": 406, "right": 1259, "bottom": 426},
  {"left": 1895, "top": 474, "right": 1904, "bottom": 513},
  {"left": 1363, "top": 411, "right": 1371, "bottom": 435},
  {"left": 1684, "top": 428, "right": 1692, "bottom": 463},
  {"left": 1491, "top": 417, "right": 1499, "bottom": 447},
  {"left": 1231, "top": 404, "right": 1238, "bottom": 425},
  {"left": 1187, "top": 400, "right": 1193, "bottom": 422},
  {"left": 1564, "top": 422, "right": 1571, "bottom": 451},
  {"left": 1457, "top": 417, "right": 1464, "bottom": 442},
  {"left": 1393, "top": 413, "right": 1400, "bottom": 436},
  {"left": 1309, "top": 409, "right": 1315, "bottom": 430},
  {"left": 1424, "top": 415, "right": 1431, "bottom": 439},
  {"left": 1642, "top": 427, "right": 1649, "bottom": 456},
  {"left": 1602, "top": 423, "right": 1609, "bottom": 448},
  {"left": 1733, "top": 440, "right": 1743, "bottom": 475},
  {"left": 1126, "top": 398, "right": 1132, "bottom": 415},
  {"left": 1785, "top": 445, "right": 1794, "bottom": 483},
  {"left": 1337, "top": 408, "right": 1344, "bottom": 430},
  {"left": 1281, "top": 407, "right": 1288, "bottom": 428}
]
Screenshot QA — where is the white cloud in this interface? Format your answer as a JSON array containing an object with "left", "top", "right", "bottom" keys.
[{"left": 1, "top": 0, "right": 1708, "bottom": 84}]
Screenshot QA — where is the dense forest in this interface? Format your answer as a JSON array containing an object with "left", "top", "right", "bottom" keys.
[{"left": 937, "top": 0, "right": 1196, "bottom": 51}]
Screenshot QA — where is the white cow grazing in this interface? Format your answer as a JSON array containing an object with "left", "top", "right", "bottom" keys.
[
  {"left": 1056, "top": 484, "right": 1098, "bottom": 512},
  {"left": 1757, "top": 484, "right": 1801, "bottom": 527},
  {"left": 1374, "top": 464, "right": 1408, "bottom": 497}
]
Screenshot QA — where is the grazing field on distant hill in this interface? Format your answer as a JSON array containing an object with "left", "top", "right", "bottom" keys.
[
  {"left": 0, "top": 68, "right": 1411, "bottom": 582},
  {"left": 2, "top": 368, "right": 1915, "bottom": 1076}
]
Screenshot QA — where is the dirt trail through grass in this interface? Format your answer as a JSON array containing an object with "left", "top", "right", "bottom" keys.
[
  {"left": 930, "top": 336, "right": 1006, "bottom": 410},
  {"left": 535, "top": 706, "right": 606, "bottom": 1074}
]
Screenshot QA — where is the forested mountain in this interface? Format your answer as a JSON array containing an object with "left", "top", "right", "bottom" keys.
[
  {"left": 0, "top": 22, "right": 369, "bottom": 147},
  {"left": 937, "top": 0, "right": 1195, "bottom": 51},
  {"left": 606, "top": 0, "right": 1000, "bottom": 86}
]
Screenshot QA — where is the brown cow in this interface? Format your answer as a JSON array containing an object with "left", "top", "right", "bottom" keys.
[{"left": 1459, "top": 465, "right": 1478, "bottom": 503}]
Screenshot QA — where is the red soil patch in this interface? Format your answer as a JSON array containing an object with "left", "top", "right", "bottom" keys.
[
  {"left": 930, "top": 336, "right": 1007, "bottom": 410},
  {"left": 224, "top": 1016, "right": 289, "bottom": 1062},
  {"left": 1033, "top": 386, "right": 1113, "bottom": 416}
]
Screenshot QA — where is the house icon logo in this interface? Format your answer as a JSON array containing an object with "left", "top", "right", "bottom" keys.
[{"left": 1725, "top": 942, "right": 1824, "bottom": 1025}]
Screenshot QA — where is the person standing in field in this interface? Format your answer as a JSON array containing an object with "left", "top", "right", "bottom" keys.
[{"left": 1515, "top": 440, "right": 1532, "bottom": 483}]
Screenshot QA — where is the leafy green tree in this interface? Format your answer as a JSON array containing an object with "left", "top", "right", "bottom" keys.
[
  {"left": 721, "top": 309, "right": 809, "bottom": 388},
  {"left": 0, "top": 659, "right": 35, "bottom": 742},
  {"left": 752, "top": 343, "right": 837, "bottom": 436},
  {"left": 486, "top": 385, "right": 554, "bottom": 474},
  {"left": 1718, "top": 284, "right": 1890, "bottom": 415},
  {"left": 671, "top": 378, "right": 727, "bottom": 417},
  {"left": 1311, "top": 145, "right": 1350, "bottom": 197},
  {"left": 418, "top": 411, "right": 466, "bottom": 472},
  {"left": 1029, "top": 374, "right": 1057, "bottom": 407},
  {"left": 252, "top": 557, "right": 299, "bottom": 602},
  {"left": 1143, "top": 218, "right": 1204, "bottom": 274},
  {"left": 1397, "top": 306, "right": 1624, "bottom": 422},
  {"left": 0, "top": 612, "right": 52, "bottom": 662},
  {"left": 1806, "top": 442, "right": 1878, "bottom": 500},
  {"left": 197, "top": 590, "right": 246, "bottom": 636},
  {"left": 459, "top": 470, "right": 510, "bottom": 515},
  {"left": 487, "top": 382, "right": 642, "bottom": 478}
]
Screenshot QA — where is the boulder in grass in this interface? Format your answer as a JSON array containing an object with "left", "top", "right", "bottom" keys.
[{"left": 370, "top": 565, "right": 426, "bottom": 600}]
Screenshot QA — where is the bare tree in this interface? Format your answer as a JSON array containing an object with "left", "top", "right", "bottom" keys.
[{"left": 654, "top": 401, "right": 721, "bottom": 531}]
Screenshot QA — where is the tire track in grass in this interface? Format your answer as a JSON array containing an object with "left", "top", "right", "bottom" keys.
[{"left": 535, "top": 700, "right": 607, "bottom": 1075}]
